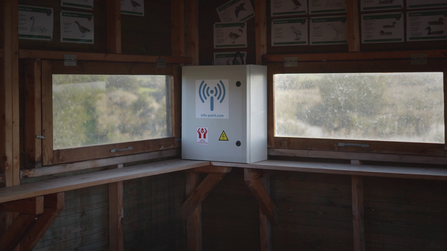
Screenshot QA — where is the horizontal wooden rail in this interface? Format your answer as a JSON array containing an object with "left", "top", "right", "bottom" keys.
[
  {"left": 19, "top": 49, "right": 192, "bottom": 64},
  {"left": 263, "top": 49, "right": 447, "bottom": 63}
]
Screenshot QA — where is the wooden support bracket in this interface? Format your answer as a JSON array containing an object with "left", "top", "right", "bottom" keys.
[
  {"left": 0, "top": 196, "right": 44, "bottom": 215},
  {"left": 244, "top": 169, "right": 278, "bottom": 225}
]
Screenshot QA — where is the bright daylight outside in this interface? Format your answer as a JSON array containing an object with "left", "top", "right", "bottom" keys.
[
  {"left": 53, "top": 74, "right": 172, "bottom": 149},
  {"left": 275, "top": 72, "right": 444, "bottom": 143}
]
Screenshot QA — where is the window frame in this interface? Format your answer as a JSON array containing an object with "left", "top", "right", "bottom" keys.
[
  {"left": 268, "top": 59, "right": 447, "bottom": 159},
  {"left": 41, "top": 60, "right": 180, "bottom": 165}
]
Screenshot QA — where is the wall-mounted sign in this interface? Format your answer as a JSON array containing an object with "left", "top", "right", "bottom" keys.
[
  {"left": 18, "top": 5, "right": 53, "bottom": 41},
  {"left": 214, "top": 51, "right": 247, "bottom": 65},
  {"left": 196, "top": 80, "right": 229, "bottom": 119},
  {"left": 121, "top": 0, "right": 144, "bottom": 16},
  {"left": 272, "top": 18, "right": 308, "bottom": 46},
  {"left": 310, "top": 16, "right": 347, "bottom": 45},
  {"left": 214, "top": 22, "right": 247, "bottom": 49},
  {"left": 60, "top": 11, "right": 94, "bottom": 44},
  {"left": 61, "top": 0, "right": 94, "bottom": 10},
  {"left": 361, "top": 12, "right": 404, "bottom": 44},
  {"left": 271, "top": 0, "right": 307, "bottom": 17},
  {"left": 360, "top": 0, "right": 403, "bottom": 12},
  {"left": 407, "top": 10, "right": 447, "bottom": 42},
  {"left": 309, "top": 0, "right": 346, "bottom": 15},
  {"left": 407, "top": 0, "right": 447, "bottom": 9},
  {"left": 217, "top": 0, "right": 254, "bottom": 22}
]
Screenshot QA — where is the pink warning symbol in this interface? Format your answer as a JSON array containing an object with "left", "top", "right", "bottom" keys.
[{"left": 197, "top": 126, "right": 209, "bottom": 145}]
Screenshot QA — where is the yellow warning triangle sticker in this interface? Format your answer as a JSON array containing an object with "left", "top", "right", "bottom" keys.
[{"left": 219, "top": 131, "right": 229, "bottom": 141}]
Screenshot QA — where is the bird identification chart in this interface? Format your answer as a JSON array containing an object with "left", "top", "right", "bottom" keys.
[
  {"left": 61, "top": 0, "right": 94, "bottom": 10},
  {"left": 60, "top": 11, "right": 94, "bottom": 44},
  {"left": 361, "top": 0, "right": 403, "bottom": 11},
  {"left": 18, "top": 5, "right": 53, "bottom": 41},
  {"left": 217, "top": 0, "right": 255, "bottom": 22},
  {"left": 271, "top": 0, "right": 307, "bottom": 17},
  {"left": 361, "top": 12, "right": 404, "bottom": 44},
  {"left": 272, "top": 18, "right": 308, "bottom": 46},
  {"left": 310, "top": 16, "right": 347, "bottom": 45},
  {"left": 214, "top": 22, "right": 247, "bottom": 49},
  {"left": 407, "top": 0, "right": 447, "bottom": 9},
  {"left": 213, "top": 52, "right": 247, "bottom": 65},
  {"left": 309, "top": 0, "right": 346, "bottom": 15},
  {"left": 121, "top": 0, "right": 144, "bottom": 16},
  {"left": 407, "top": 10, "right": 447, "bottom": 41}
]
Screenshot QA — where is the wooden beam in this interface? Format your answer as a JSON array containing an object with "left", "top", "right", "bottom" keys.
[
  {"left": 351, "top": 174, "right": 365, "bottom": 251},
  {"left": 182, "top": 173, "right": 227, "bottom": 220},
  {"left": 186, "top": 172, "right": 202, "bottom": 251},
  {"left": 106, "top": 0, "right": 122, "bottom": 53},
  {"left": 171, "top": 0, "right": 185, "bottom": 57},
  {"left": 19, "top": 50, "right": 192, "bottom": 64},
  {"left": 190, "top": 166, "right": 232, "bottom": 173},
  {"left": 109, "top": 164, "right": 124, "bottom": 251},
  {"left": 259, "top": 176, "right": 272, "bottom": 251},
  {"left": 0, "top": 49, "right": 3, "bottom": 57},
  {"left": 263, "top": 50, "right": 447, "bottom": 63},
  {"left": 0, "top": 213, "right": 36, "bottom": 251},
  {"left": 0, "top": 197, "right": 44, "bottom": 215},
  {"left": 185, "top": 0, "right": 199, "bottom": 65},
  {"left": 0, "top": 160, "right": 210, "bottom": 204},
  {"left": 244, "top": 169, "right": 278, "bottom": 225},
  {"left": 24, "top": 60, "right": 42, "bottom": 169},
  {"left": 20, "top": 193, "right": 65, "bottom": 251},
  {"left": 347, "top": 0, "right": 360, "bottom": 52},
  {"left": 255, "top": 0, "right": 267, "bottom": 65},
  {"left": 41, "top": 60, "right": 53, "bottom": 166}
]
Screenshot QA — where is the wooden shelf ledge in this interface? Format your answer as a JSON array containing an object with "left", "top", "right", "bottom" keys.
[
  {"left": 0, "top": 159, "right": 209, "bottom": 204},
  {"left": 19, "top": 49, "right": 192, "bottom": 64}
]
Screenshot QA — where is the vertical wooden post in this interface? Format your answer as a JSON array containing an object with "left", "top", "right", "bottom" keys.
[
  {"left": 106, "top": 0, "right": 121, "bottom": 53},
  {"left": 109, "top": 164, "right": 124, "bottom": 251},
  {"left": 347, "top": 0, "right": 360, "bottom": 52},
  {"left": 259, "top": 176, "right": 272, "bottom": 251},
  {"left": 255, "top": 0, "right": 267, "bottom": 65},
  {"left": 41, "top": 61, "right": 54, "bottom": 166},
  {"left": 186, "top": 172, "right": 202, "bottom": 251},
  {"left": 351, "top": 175, "right": 365, "bottom": 251},
  {"left": 185, "top": 0, "right": 199, "bottom": 65},
  {"left": 171, "top": 0, "right": 185, "bottom": 57}
]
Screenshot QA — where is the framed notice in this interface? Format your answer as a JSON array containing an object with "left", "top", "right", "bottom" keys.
[
  {"left": 18, "top": 5, "right": 53, "bottom": 41},
  {"left": 60, "top": 11, "right": 94, "bottom": 44},
  {"left": 271, "top": 0, "right": 307, "bottom": 17},
  {"left": 361, "top": 0, "right": 403, "bottom": 11},
  {"left": 272, "top": 18, "right": 308, "bottom": 46},
  {"left": 407, "top": 0, "right": 447, "bottom": 9},
  {"left": 121, "top": 0, "right": 144, "bottom": 16},
  {"left": 310, "top": 16, "right": 347, "bottom": 45},
  {"left": 309, "top": 0, "right": 346, "bottom": 15},
  {"left": 217, "top": 0, "right": 255, "bottom": 22},
  {"left": 214, "top": 22, "right": 247, "bottom": 49},
  {"left": 61, "top": 0, "right": 94, "bottom": 10},
  {"left": 407, "top": 10, "right": 447, "bottom": 42},
  {"left": 361, "top": 12, "right": 404, "bottom": 44},
  {"left": 214, "top": 52, "right": 247, "bottom": 65}
]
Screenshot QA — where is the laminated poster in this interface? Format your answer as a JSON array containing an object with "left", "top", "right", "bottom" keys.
[
  {"left": 18, "top": 5, "right": 53, "bottom": 41},
  {"left": 217, "top": 0, "right": 255, "bottom": 22},
  {"left": 214, "top": 51, "right": 247, "bottom": 65},
  {"left": 407, "top": 10, "right": 447, "bottom": 42},
  {"left": 310, "top": 16, "right": 347, "bottom": 45},
  {"left": 361, "top": 12, "right": 404, "bottom": 44},
  {"left": 61, "top": 0, "right": 94, "bottom": 10},
  {"left": 309, "top": 0, "right": 346, "bottom": 15},
  {"left": 214, "top": 22, "right": 247, "bottom": 49},
  {"left": 272, "top": 18, "right": 308, "bottom": 46},
  {"left": 361, "top": 0, "right": 403, "bottom": 11},
  {"left": 271, "top": 0, "right": 307, "bottom": 17},
  {"left": 121, "top": 0, "right": 144, "bottom": 16},
  {"left": 60, "top": 11, "right": 94, "bottom": 44},
  {"left": 407, "top": 0, "right": 447, "bottom": 9}
]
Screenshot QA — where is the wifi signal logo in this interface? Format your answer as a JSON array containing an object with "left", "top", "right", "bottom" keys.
[{"left": 198, "top": 80, "right": 226, "bottom": 111}]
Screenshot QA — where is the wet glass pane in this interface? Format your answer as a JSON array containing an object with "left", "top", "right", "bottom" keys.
[
  {"left": 53, "top": 75, "right": 172, "bottom": 149},
  {"left": 274, "top": 72, "right": 444, "bottom": 143}
]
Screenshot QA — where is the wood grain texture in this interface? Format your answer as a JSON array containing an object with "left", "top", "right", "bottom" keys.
[
  {"left": 41, "top": 60, "right": 53, "bottom": 166},
  {"left": 0, "top": 213, "right": 36, "bottom": 251},
  {"left": 259, "top": 176, "right": 271, "bottom": 251},
  {"left": 109, "top": 164, "right": 124, "bottom": 251},
  {"left": 347, "top": 0, "right": 360, "bottom": 52},
  {"left": 185, "top": 0, "right": 199, "bottom": 65},
  {"left": 106, "top": 0, "right": 121, "bottom": 53},
  {"left": 171, "top": 0, "right": 185, "bottom": 57},
  {"left": 0, "top": 160, "right": 210, "bottom": 203},
  {"left": 254, "top": 0, "right": 266, "bottom": 65},
  {"left": 190, "top": 166, "right": 232, "bottom": 173},
  {"left": 186, "top": 172, "right": 202, "bottom": 251},
  {"left": 0, "top": 196, "right": 44, "bottom": 215},
  {"left": 351, "top": 175, "right": 365, "bottom": 251}
]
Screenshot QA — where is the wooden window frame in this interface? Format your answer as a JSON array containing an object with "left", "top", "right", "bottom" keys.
[
  {"left": 268, "top": 59, "right": 447, "bottom": 159},
  {"left": 40, "top": 60, "right": 181, "bottom": 165}
]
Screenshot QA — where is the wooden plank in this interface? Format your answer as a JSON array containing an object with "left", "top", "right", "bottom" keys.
[
  {"left": 244, "top": 169, "right": 278, "bottom": 225},
  {"left": 172, "top": 65, "right": 181, "bottom": 148},
  {"left": 41, "top": 60, "right": 53, "bottom": 166},
  {"left": 20, "top": 193, "right": 65, "bottom": 251},
  {"left": 347, "top": 0, "right": 360, "bottom": 52},
  {"left": 259, "top": 176, "right": 271, "bottom": 251},
  {"left": 254, "top": 0, "right": 267, "bottom": 65},
  {"left": 185, "top": 0, "right": 199, "bottom": 65},
  {"left": 190, "top": 166, "right": 232, "bottom": 173},
  {"left": 21, "top": 149, "right": 180, "bottom": 178},
  {"left": 171, "top": 0, "right": 185, "bottom": 57},
  {"left": 106, "top": 0, "right": 121, "bottom": 54},
  {"left": 212, "top": 160, "right": 447, "bottom": 180},
  {"left": 0, "top": 160, "right": 210, "bottom": 204},
  {"left": 0, "top": 197, "right": 44, "bottom": 215},
  {"left": 109, "top": 164, "right": 124, "bottom": 251},
  {"left": 267, "top": 63, "right": 282, "bottom": 147},
  {"left": 263, "top": 50, "right": 447, "bottom": 63},
  {"left": 0, "top": 49, "right": 3, "bottom": 57},
  {"left": 182, "top": 173, "right": 226, "bottom": 220},
  {"left": 19, "top": 50, "right": 192, "bottom": 64},
  {"left": 24, "top": 60, "right": 42, "bottom": 169},
  {"left": 352, "top": 175, "right": 365, "bottom": 251},
  {"left": 0, "top": 213, "right": 36, "bottom": 251},
  {"left": 186, "top": 172, "right": 202, "bottom": 251}
]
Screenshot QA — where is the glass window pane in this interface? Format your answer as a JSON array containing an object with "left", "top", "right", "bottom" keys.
[
  {"left": 274, "top": 72, "right": 444, "bottom": 143},
  {"left": 53, "top": 75, "right": 172, "bottom": 149}
]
